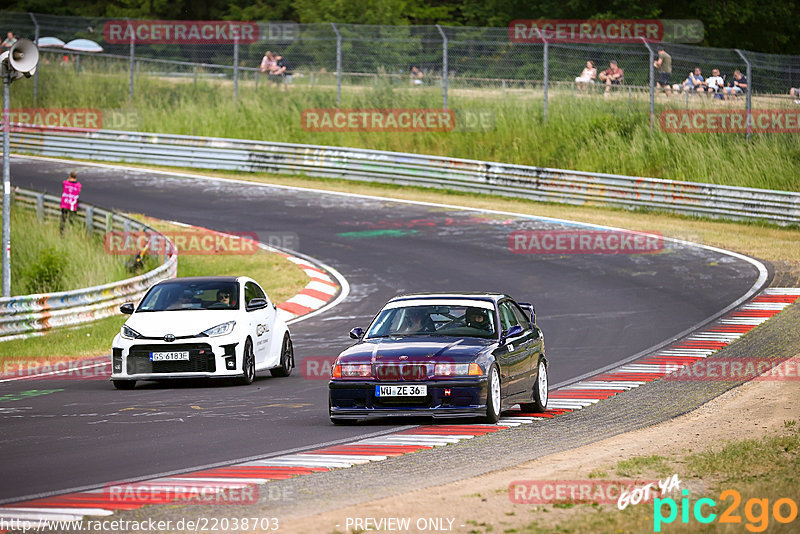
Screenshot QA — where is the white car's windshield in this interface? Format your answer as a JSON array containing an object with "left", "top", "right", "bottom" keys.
[
  {"left": 138, "top": 281, "right": 239, "bottom": 311},
  {"left": 365, "top": 304, "right": 497, "bottom": 339}
]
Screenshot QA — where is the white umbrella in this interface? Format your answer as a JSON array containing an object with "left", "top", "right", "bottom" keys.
[
  {"left": 37, "top": 37, "right": 65, "bottom": 48},
  {"left": 63, "top": 39, "right": 103, "bottom": 53}
]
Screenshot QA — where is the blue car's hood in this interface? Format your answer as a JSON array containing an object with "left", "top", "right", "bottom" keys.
[{"left": 338, "top": 336, "right": 494, "bottom": 364}]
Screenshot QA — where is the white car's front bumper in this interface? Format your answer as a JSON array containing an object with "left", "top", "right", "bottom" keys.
[{"left": 111, "top": 333, "right": 245, "bottom": 381}]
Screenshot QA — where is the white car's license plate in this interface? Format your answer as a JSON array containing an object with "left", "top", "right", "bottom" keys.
[
  {"left": 375, "top": 385, "right": 427, "bottom": 397},
  {"left": 150, "top": 351, "right": 190, "bottom": 362}
]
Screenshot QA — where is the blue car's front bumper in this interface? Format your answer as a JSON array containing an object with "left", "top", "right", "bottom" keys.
[{"left": 329, "top": 377, "right": 489, "bottom": 420}]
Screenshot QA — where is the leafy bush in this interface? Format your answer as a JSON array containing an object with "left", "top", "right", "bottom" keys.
[{"left": 24, "top": 247, "right": 65, "bottom": 294}]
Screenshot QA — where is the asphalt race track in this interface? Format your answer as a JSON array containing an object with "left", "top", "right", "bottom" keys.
[{"left": 0, "top": 156, "right": 765, "bottom": 503}]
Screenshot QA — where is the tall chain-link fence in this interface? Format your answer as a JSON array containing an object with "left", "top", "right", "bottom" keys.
[{"left": 3, "top": 12, "right": 800, "bottom": 129}]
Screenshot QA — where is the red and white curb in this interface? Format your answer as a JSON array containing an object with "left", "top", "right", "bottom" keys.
[
  {"left": 1, "top": 287, "right": 796, "bottom": 524},
  {"left": 165, "top": 221, "right": 345, "bottom": 324},
  {"left": 546, "top": 287, "right": 800, "bottom": 410},
  {"left": 270, "top": 252, "right": 340, "bottom": 323}
]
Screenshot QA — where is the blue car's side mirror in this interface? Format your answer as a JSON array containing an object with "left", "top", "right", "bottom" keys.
[
  {"left": 501, "top": 324, "right": 523, "bottom": 342},
  {"left": 349, "top": 327, "right": 364, "bottom": 340}
]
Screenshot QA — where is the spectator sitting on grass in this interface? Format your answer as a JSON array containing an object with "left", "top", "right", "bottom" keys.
[
  {"left": 654, "top": 47, "right": 672, "bottom": 96},
  {"left": 260, "top": 51, "right": 276, "bottom": 75},
  {"left": 791, "top": 87, "right": 800, "bottom": 103},
  {"left": 410, "top": 66, "right": 424, "bottom": 85},
  {"left": 272, "top": 53, "right": 292, "bottom": 89},
  {"left": 705, "top": 68, "right": 725, "bottom": 97},
  {"left": 679, "top": 67, "right": 706, "bottom": 93},
  {"left": 574, "top": 60, "right": 596, "bottom": 93},
  {"left": 598, "top": 60, "right": 623, "bottom": 94},
  {"left": 1, "top": 31, "right": 16, "bottom": 49},
  {"left": 724, "top": 69, "right": 748, "bottom": 100}
]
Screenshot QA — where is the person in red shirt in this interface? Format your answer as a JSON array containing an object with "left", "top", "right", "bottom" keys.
[
  {"left": 598, "top": 60, "right": 624, "bottom": 94},
  {"left": 60, "top": 171, "right": 81, "bottom": 233}
]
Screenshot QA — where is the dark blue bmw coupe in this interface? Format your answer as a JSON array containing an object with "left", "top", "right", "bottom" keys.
[{"left": 328, "top": 293, "right": 548, "bottom": 424}]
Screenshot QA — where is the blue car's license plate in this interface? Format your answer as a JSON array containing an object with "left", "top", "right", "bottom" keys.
[{"left": 375, "top": 385, "right": 427, "bottom": 397}]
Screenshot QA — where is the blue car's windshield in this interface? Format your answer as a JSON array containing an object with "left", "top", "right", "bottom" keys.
[
  {"left": 138, "top": 281, "right": 239, "bottom": 311},
  {"left": 365, "top": 304, "right": 497, "bottom": 339}
]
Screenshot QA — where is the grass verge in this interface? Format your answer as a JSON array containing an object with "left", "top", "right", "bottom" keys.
[
  {"left": 9, "top": 204, "right": 158, "bottom": 295},
  {"left": 0, "top": 215, "right": 309, "bottom": 360},
  {"left": 11, "top": 65, "right": 800, "bottom": 191},
  {"left": 514, "top": 420, "right": 799, "bottom": 533}
]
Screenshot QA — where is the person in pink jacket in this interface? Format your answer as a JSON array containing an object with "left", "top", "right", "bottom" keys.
[{"left": 60, "top": 171, "right": 81, "bottom": 233}]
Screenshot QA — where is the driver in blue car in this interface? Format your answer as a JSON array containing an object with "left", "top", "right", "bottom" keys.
[
  {"left": 400, "top": 308, "right": 436, "bottom": 334},
  {"left": 466, "top": 307, "right": 492, "bottom": 331}
]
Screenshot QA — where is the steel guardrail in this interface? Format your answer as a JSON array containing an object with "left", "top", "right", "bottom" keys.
[
  {"left": 0, "top": 187, "right": 177, "bottom": 339},
  {"left": 7, "top": 126, "right": 800, "bottom": 225}
]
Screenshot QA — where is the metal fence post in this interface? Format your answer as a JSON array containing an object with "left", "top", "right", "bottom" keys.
[
  {"left": 331, "top": 23, "right": 342, "bottom": 108},
  {"left": 735, "top": 49, "right": 753, "bottom": 141},
  {"left": 436, "top": 25, "right": 448, "bottom": 110},
  {"left": 128, "top": 19, "right": 135, "bottom": 103},
  {"left": 532, "top": 28, "right": 548, "bottom": 122},
  {"left": 642, "top": 39, "right": 655, "bottom": 132},
  {"left": 2, "top": 75, "right": 10, "bottom": 297},
  {"left": 28, "top": 13, "right": 39, "bottom": 107},
  {"left": 233, "top": 33, "right": 239, "bottom": 103},
  {"left": 542, "top": 39, "right": 549, "bottom": 122}
]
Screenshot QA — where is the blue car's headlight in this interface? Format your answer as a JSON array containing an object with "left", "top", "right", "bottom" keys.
[
  {"left": 433, "top": 363, "right": 483, "bottom": 376},
  {"left": 120, "top": 325, "right": 142, "bottom": 340},
  {"left": 201, "top": 321, "right": 236, "bottom": 337}
]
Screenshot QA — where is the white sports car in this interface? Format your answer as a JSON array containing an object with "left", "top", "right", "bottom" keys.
[{"left": 110, "top": 276, "right": 293, "bottom": 389}]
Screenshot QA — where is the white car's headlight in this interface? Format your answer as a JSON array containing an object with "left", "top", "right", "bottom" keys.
[
  {"left": 120, "top": 325, "right": 142, "bottom": 339},
  {"left": 201, "top": 321, "right": 236, "bottom": 337}
]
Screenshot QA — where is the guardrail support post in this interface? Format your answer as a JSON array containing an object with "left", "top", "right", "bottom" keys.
[
  {"left": 735, "top": 49, "right": 753, "bottom": 141},
  {"left": 128, "top": 19, "right": 135, "bottom": 104},
  {"left": 28, "top": 13, "right": 39, "bottom": 107},
  {"left": 84, "top": 205, "right": 94, "bottom": 233},
  {"left": 436, "top": 25, "right": 448, "bottom": 110},
  {"left": 642, "top": 39, "right": 655, "bottom": 133},
  {"left": 105, "top": 212, "right": 113, "bottom": 231},
  {"left": 331, "top": 23, "right": 342, "bottom": 108},
  {"left": 36, "top": 193, "right": 44, "bottom": 221}
]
